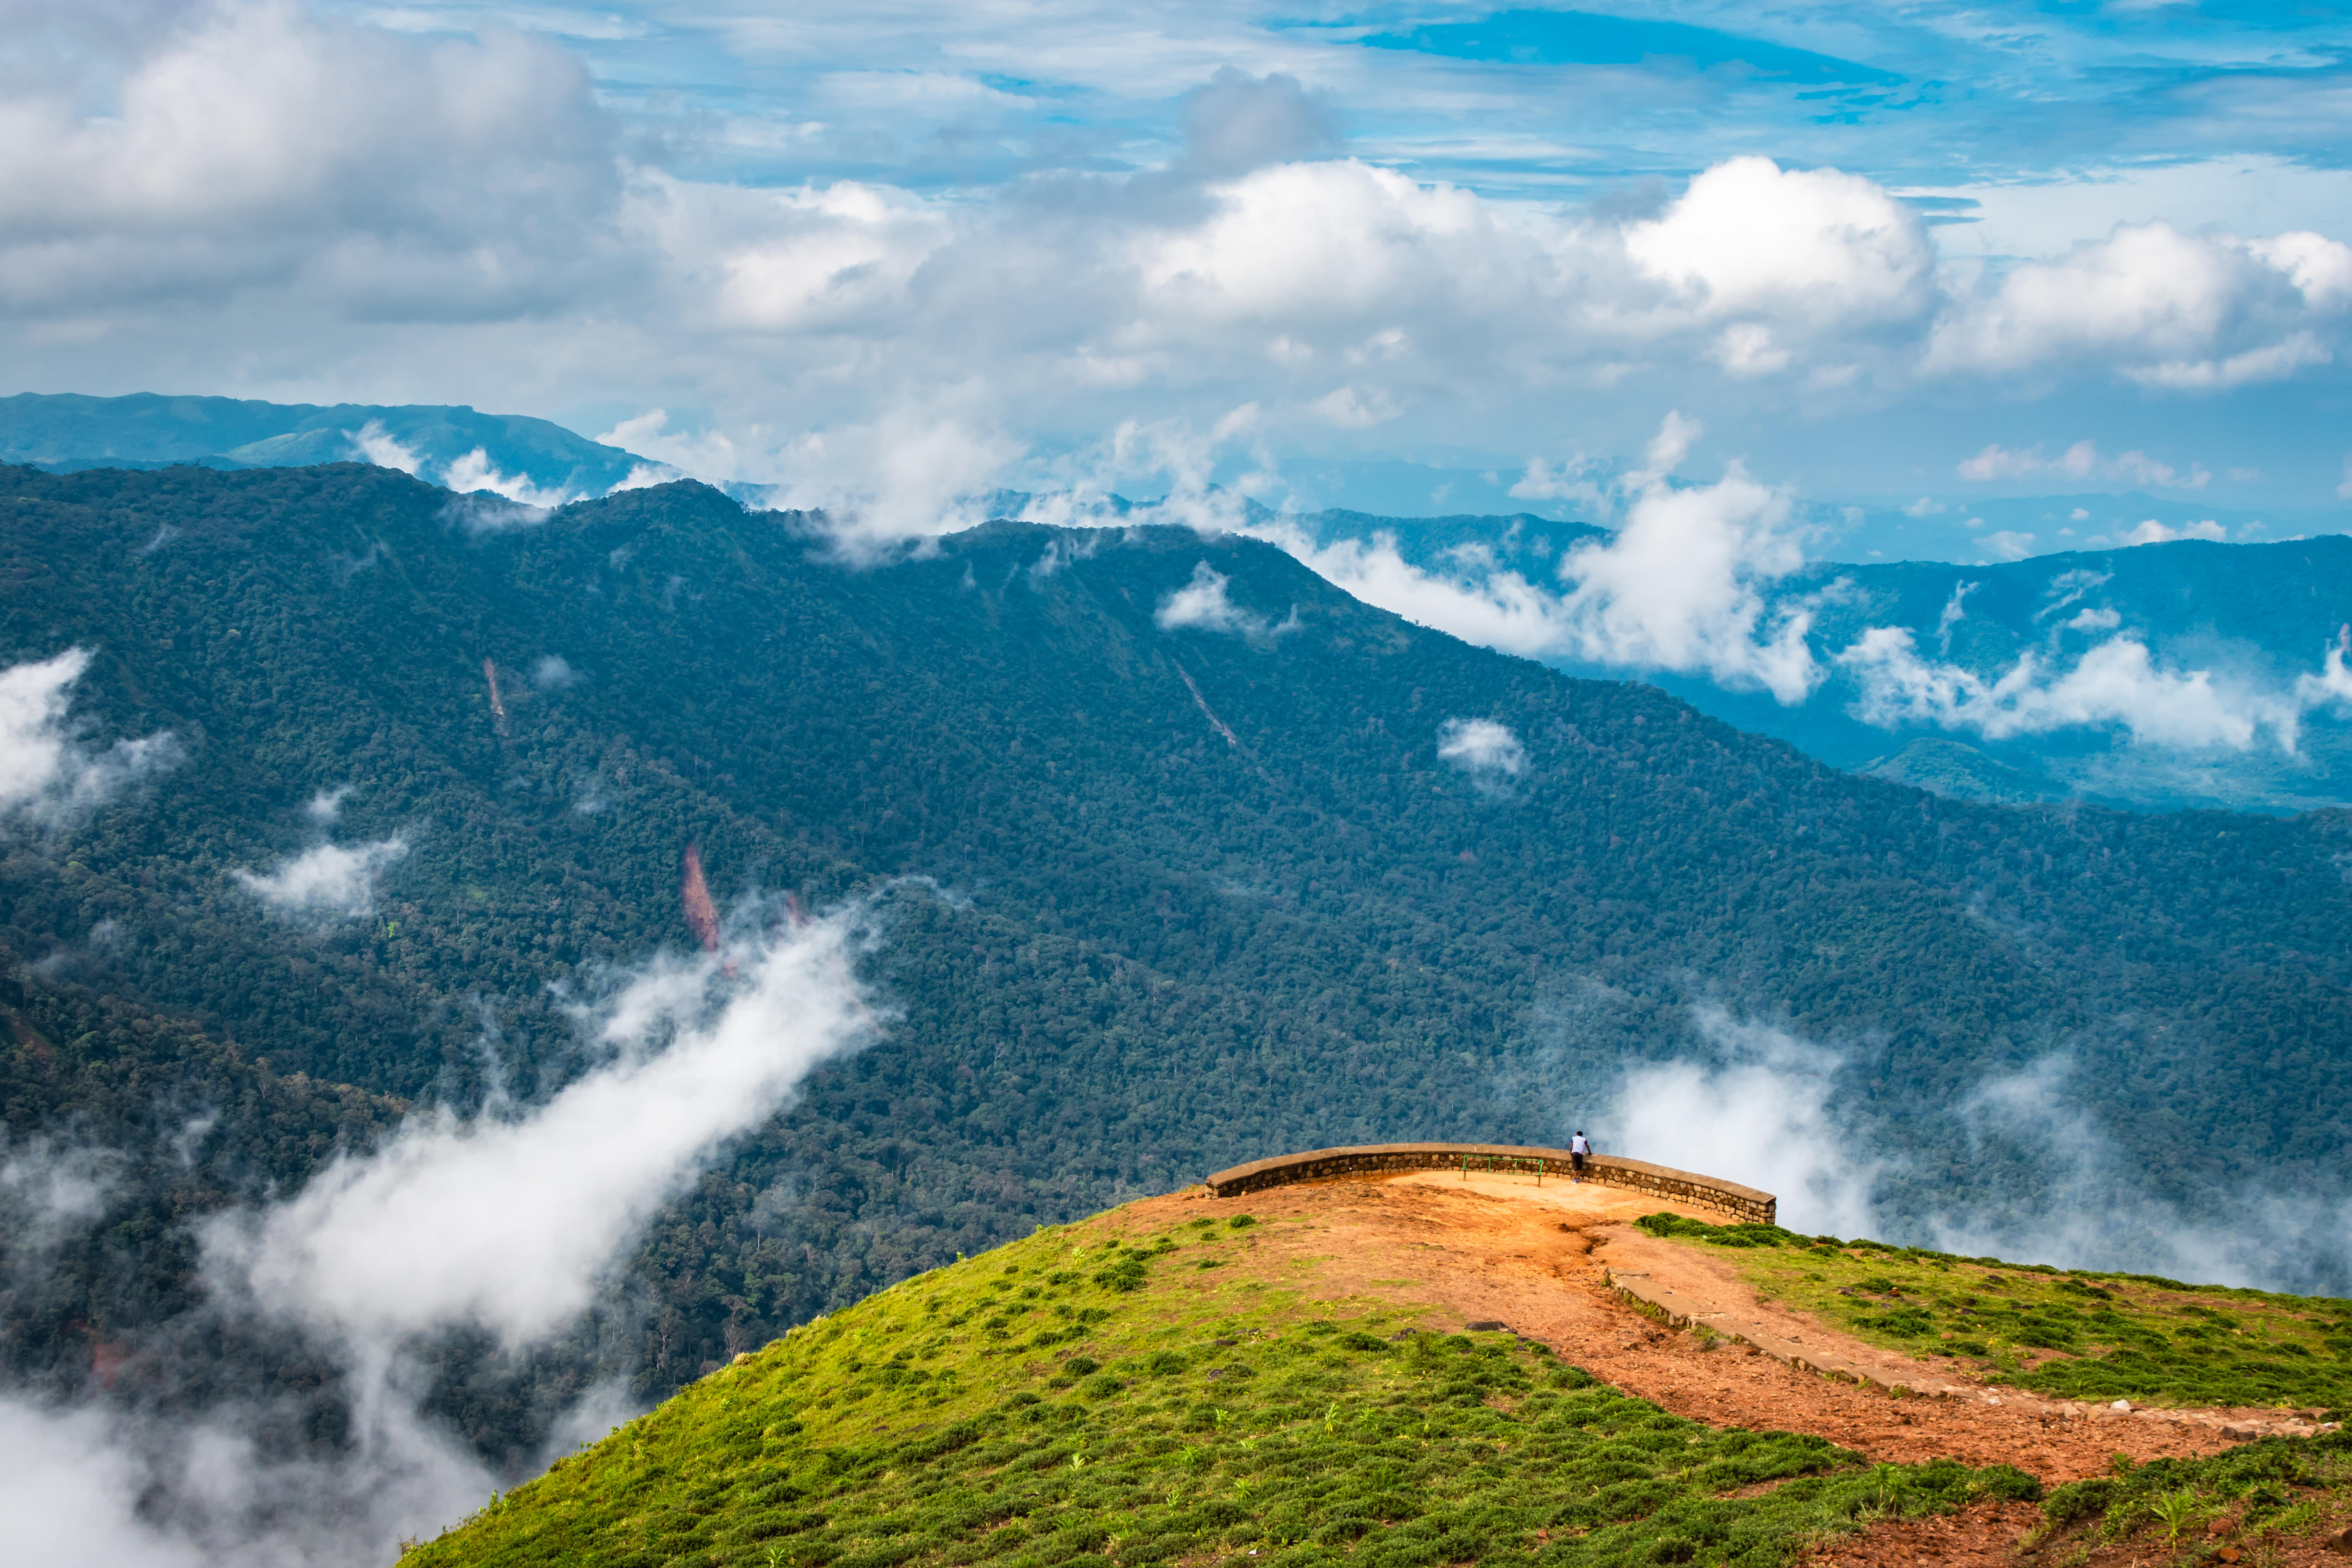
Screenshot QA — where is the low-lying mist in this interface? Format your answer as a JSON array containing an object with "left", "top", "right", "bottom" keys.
[
  {"left": 1590, "top": 1007, "right": 2352, "bottom": 1296},
  {"left": 0, "top": 903, "right": 878, "bottom": 1567}
]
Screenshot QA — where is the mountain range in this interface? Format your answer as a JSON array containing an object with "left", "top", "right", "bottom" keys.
[
  {"left": 13, "top": 392, "right": 2352, "bottom": 816},
  {"left": 4, "top": 458, "right": 2351, "bottom": 1483}
]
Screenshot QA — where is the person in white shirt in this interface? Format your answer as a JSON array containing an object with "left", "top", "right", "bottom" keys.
[{"left": 1569, "top": 1131, "right": 1591, "bottom": 1182}]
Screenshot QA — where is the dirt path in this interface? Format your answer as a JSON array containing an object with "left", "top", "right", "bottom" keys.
[{"left": 1112, "top": 1172, "right": 2313, "bottom": 1487}]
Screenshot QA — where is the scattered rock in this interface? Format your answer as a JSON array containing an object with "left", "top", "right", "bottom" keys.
[
  {"left": 2324, "top": 1526, "right": 2352, "bottom": 1555},
  {"left": 2112, "top": 1399, "right": 2133, "bottom": 1412}
]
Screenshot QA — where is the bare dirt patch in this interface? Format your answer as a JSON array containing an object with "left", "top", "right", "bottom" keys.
[
  {"left": 1110, "top": 1173, "right": 2285, "bottom": 1485},
  {"left": 1797, "top": 1501, "right": 2044, "bottom": 1568}
]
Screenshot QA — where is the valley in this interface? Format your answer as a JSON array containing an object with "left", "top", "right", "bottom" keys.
[{"left": 402, "top": 1162, "right": 2352, "bottom": 1568}]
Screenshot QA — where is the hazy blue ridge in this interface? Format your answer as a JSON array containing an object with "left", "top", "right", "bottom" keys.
[
  {"left": 0, "top": 391, "right": 652, "bottom": 497},
  {"left": 1337, "top": 510, "right": 2352, "bottom": 812}
]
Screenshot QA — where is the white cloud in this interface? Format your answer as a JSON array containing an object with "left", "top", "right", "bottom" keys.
[
  {"left": 0, "top": 1401, "right": 205, "bottom": 1568},
  {"left": 1624, "top": 156, "right": 1932, "bottom": 332},
  {"left": 1435, "top": 717, "right": 1525, "bottom": 784},
  {"left": 592, "top": 409, "right": 728, "bottom": 482},
  {"left": 443, "top": 447, "right": 579, "bottom": 508},
  {"left": 2122, "top": 517, "right": 2226, "bottom": 545},
  {"left": 0, "top": 1136, "right": 119, "bottom": 1262},
  {"left": 207, "top": 912, "right": 874, "bottom": 1346},
  {"left": 0, "top": 649, "right": 177, "bottom": 828},
  {"left": 1231, "top": 415, "right": 1818, "bottom": 703},
  {"left": 1308, "top": 384, "right": 1397, "bottom": 429},
  {"left": 302, "top": 786, "right": 348, "bottom": 823},
  {"left": 1153, "top": 560, "right": 1294, "bottom": 642},
  {"left": 530, "top": 654, "right": 576, "bottom": 689},
  {"left": 1839, "top": 628, "right": 2300, "bottom": 751},
  {"left": 1509, "top": 455, "right": 1605, "bottom": 507},
  {"left": 345, "top": 419, "right": 421, "bottom": 473},
  {"left": 2127, "top": 329, "right": 2330, "bottom": 391},
  {"left": 0, "top": 2, "right": 617, "bottom": 318},
  {"left": 234, "top": 838, "right": 408, "bottom": 918},
  {"left": 0, "top": 908, "right": 880, "bottom": 1566},
  {"left": 1981, "top": 530, "right": 2036, "bottom": 561},
  {"left": 1610, "top": 1029, "right": 2352, "bottom": 1291},
  {"left": 1927, "top": 221, "right": 2352, "bottom": 386},
  {"left": 1605, "top": 1009, "right": 1878, "bottom": 1239},
  {"left": 1956, "top": 439, "right": 2206, "bottom": 488}
]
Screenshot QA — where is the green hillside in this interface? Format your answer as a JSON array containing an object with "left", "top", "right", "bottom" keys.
[
  {"left": 1632, "top": 1215, "right": 2352, "bottom": 1412},
  {"left": 402, "top": 1205, "right": 2041, "bottom": 1568},
  {"left": 7, "top": 461, "right": 2352, "bottom": 1466}
]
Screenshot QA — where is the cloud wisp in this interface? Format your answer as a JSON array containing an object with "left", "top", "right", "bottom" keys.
[
  {"left": 348, "top": 422, "right": 587, "bottom": 511},
  {"left": 0, "top": 649, "right": 177, "bottom": 830},
  {"left": 234, "top": 838, "right": 410, "bottom": 919},
  {"left": 1436, "top": 717, "right": 1526, "bottom": 793},
  {"left": 1603, "top": 1009, "right": 1880, "bottom": 1240},
  {"left": 1596, "top": 1012, "right": 2352, "bottom": 1294},
  {"left": 0, "top": 901, "right": 881, "bottom": 1566},
  {"left": 1153, "top": 561, "right": 1297, "bottom": 643}
]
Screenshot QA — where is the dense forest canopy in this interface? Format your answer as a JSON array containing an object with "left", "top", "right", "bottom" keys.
[{"left": 3, "top": 460, "right": 2350, "bottom": 1468}]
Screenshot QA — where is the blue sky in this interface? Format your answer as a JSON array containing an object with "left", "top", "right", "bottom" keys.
[{"left": 11, "top": 0, "right": 2352, "bottom": 549}]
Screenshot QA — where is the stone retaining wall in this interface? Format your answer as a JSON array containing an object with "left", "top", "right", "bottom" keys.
[{"left": 1203, "top": 1142, "right": 1775, "bottom": 1225}]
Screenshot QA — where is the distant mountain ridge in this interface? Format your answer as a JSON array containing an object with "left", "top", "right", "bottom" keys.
[
  {"left": 1263, "top": 511, "right": 2352, "bottom": 813},
  {"left": 0, "top": 391, "right": 652, "bottom": 501},
  {"left": 15, "top": 392, "right": 2352, "bottom": 811}
]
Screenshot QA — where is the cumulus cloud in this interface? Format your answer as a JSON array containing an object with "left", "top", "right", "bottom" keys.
[
  {"left": 347, "top": 420, "right": 586, "bottom": 507},
  {"left": 345, "top": 419, "right": 421, "bottom": 474},
  {"left": 234, "top": 838, "right": 408, "bottom": 918},
  {"left": 1234, "top": 414, "right": 1822, "bottom": 703},
  {"left": 0, "top": 649, "right": 176, "bottom": 828},
  {"left": 0, "top": 1, "right": 617, "bottom": 318},
  {"left": 2, "top": 11, "right": 2351, "bottom": 538},
  {"left": 1623, "top": 156, "right": 1932, "bottom": 336},
  {"left": 1927, "top": 222, "right": 2352, "bottom": 387},
  {"left": 1179, "top": 67, "right": 1340, "bottom": 179},
  {"left": 1839, "top": 628, "right": 2301, "bottom": 751}
]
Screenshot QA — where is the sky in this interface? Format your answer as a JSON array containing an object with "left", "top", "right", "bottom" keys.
[{"left": 9, "top": 0, "right": 2352, "bottom": 535}]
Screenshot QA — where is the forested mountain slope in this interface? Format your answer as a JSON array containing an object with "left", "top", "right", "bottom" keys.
[{"left": 4, "top": 462, "right": 2351, "bottom": 1463}]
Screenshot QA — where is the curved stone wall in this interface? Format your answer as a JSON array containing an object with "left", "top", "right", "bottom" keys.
[{"left": 1203, "top": 1142, "right": 1776, "bottom": 1225}]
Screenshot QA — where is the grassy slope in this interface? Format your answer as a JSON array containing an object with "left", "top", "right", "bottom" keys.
[
  {"left": 1633, "top": 1216, "right": 2352, "bottom": 1412},
  {"left": 409, "top": 1206, "right": 2045, "bottom": 1568}
]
